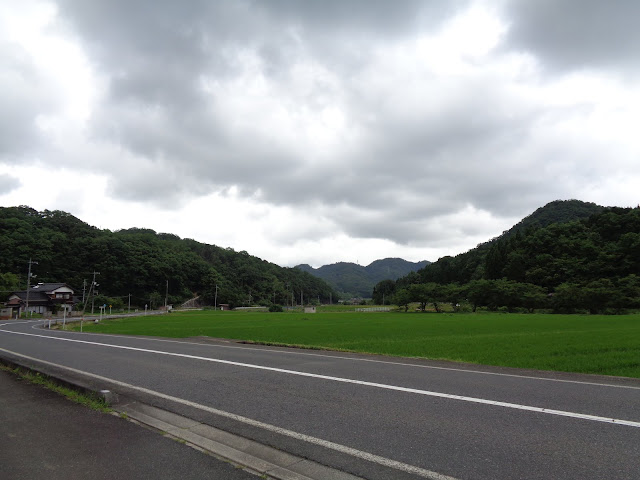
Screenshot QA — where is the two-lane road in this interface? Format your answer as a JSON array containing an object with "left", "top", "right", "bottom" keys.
[{"left": 1, "top": 319, "right": 639, "bottom": 479}]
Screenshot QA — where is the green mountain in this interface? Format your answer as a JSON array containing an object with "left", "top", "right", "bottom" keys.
[
  {"left": 0, "top": 206, "right": 337, "bottom": 308},
  {"left": 296, "top": 258, "right": 430, "bottom": 298},
  {"left": 386, "top": 200, "right": 640, "bottom": 313},
  {"left": 404, "top": 199, "right": 607, "bottom": 286},
  {"left": 503, "top": 199, "right": 604, "bottom": 238}
]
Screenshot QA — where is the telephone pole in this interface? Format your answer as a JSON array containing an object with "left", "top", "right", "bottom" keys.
[
  {"left": 24, "top": 259, "right": 38, "bottom": 317},
  {"left": 88, "top": 271, "right": 100, "bottom": 315}
]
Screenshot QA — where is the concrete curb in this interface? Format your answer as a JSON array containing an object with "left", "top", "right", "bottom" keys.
[
  {"left": 0, "top": 354, "right": 363, "bottom": 480},
  {"left": 117, "top": 399, "right": 362, "bottom": 480}
]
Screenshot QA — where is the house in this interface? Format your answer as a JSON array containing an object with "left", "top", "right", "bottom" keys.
[{"left": 5, "top": 283, "right": 76, "bottom": 317}]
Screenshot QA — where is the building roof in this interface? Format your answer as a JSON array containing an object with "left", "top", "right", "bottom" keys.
[
  {"left": 7, "top": 291, "right": 50, "bottom": 304},
  {"left": 5, "top": 283, "right": 75, "bottom": 306},
  {"left": 29, "top": 283, "right": 74, "bottom": 294}
]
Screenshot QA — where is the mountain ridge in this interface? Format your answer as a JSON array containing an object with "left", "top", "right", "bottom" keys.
[
  {"left": 0, "top": 206, "right": 337, "bottom": 308},
  {"left": 296, "top": 258, "right": 430, "bottom": 298}
]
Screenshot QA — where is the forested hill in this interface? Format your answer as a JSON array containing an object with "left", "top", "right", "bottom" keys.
[
  {"left": 0, "top": 206, "right": 337, "bottom": 308},
  {"left": 378, "top": 202, "right": 640, "bottom": 314},
  {"left": 502, "top": 199, "right": 604, "bottom": 238},
  {"left": 400, "top": 199, "right": 608, "bottom": 287},
  {"left": 296, "top": 258, "right": 430, "bottom": 298}
]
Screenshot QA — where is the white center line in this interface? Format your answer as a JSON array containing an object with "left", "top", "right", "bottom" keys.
[{"left": 1, "top": 328, "right": 639, "bottom": 428}]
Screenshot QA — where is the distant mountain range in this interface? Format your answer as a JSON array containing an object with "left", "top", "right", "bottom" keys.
[
  {"left": 296, "top": 258, "right": 430, "bottom": 298},
  {"left": 296, "top": 200, "right": 607, "bottom": 299}
]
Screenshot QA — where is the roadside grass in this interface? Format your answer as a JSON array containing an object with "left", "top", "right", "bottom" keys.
[
  {"left": 0, "top": 364, "right": 112, "bottom": 413},
  {"left": 74, "top": 310, "right": 640, "bottom": 378}
]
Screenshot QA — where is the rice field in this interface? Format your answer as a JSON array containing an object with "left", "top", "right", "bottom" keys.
[{"left": 76, "top": 309, "right": 640, "bottom": 378}]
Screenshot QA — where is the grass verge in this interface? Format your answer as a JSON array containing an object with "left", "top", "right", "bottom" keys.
[{"left": 0, "top": 364, "right": 112, "bottom": 413}]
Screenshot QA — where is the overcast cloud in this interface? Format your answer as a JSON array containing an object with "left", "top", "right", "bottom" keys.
[{"left": 1, "top": 1, "right": 639, "bottom": 267}]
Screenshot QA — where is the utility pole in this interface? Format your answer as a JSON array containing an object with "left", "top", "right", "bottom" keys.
[
  {"left": 128, "top": 293, "right": 131, "bottom": 314},
  {"left": 82, "top": 279, "right": 87, "bottom": 304},
  {"left": 90, "top": 271, "right": 100, "bottom": 315},
  {"left": 24, "top": 259, "right": 38, "bottom": 317},
  {"left": 300, "top": 290, "right": 303, "bottom": 307},
  {"left": 164, "top": 279, "right": 168, "bottom": 310},
  {"left": 214, "top": 284, "right": 218, "bottom": 310},
  {"left": 80, "top": 271, "right": 99, "bottom": 319}
]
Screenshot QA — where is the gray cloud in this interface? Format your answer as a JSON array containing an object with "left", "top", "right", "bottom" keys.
[
  {"left": 16, "top": 0, "right": 639, "bottom": 248},
  {"left": 502, "top": 0, "right": 640, "bottom": 73},
  {"left": 0, "top": 173, "right": 21, "bottom": 194},
  {"left": 0, "top": 42, "right": 56, "bottom": 160}
]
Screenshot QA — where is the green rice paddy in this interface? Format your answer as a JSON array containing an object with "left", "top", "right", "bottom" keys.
[{"left": 76, "top": 309, "right": 640, "bottom": 378}]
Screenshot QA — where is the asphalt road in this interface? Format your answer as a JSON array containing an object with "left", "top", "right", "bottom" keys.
[
  {"left": 1, "top": 318, "right": 639, "bottom": 480},
  {"left": 0, "top": 368, "right": 258, "bottom": 480}
]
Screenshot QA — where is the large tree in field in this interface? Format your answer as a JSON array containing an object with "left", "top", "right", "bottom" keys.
[{"left": 393, "top": 288, "right": 412, "bottom": 312}]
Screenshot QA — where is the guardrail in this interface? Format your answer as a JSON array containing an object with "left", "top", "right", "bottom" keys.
[{"left": 355, "top": 307, "right": 392, "bottom": 312}]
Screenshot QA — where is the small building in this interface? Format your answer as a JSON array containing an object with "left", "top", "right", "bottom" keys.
[
  {"left": 304, "top": 306, "right": 316, "bottom": 313},
  {"left": 5, "top": 283, "right": 76, "bottom": 317}
]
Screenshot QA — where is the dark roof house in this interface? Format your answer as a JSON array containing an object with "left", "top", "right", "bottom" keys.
[{"left": 5, "top": 283, "right": 76, "bottom": 316}]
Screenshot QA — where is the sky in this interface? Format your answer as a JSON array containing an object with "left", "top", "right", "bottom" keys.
[{"left": 1, "top": 1, "right": 639, "bottom": 268}]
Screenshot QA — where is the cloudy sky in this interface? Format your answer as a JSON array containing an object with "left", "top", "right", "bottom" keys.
[{"left": 1, "top": 1, "right": 639, "bottom": 267}]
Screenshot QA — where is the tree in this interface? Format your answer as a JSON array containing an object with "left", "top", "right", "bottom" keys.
[
  {"left": 552, "top": 283, "right": 584, "bottom": 314},
  {"left": 467, "top": 280, "right": 494, "bottom": 312},
  {"left": 408, "top": 284, "right": 429, "bottom": 312},
  {"left": 393, "top": 288, "right": 412, "bottom": 312},
  {"left": 149, "top": 291, "right": 163, "bottom": 309},
  {"left": 581, "top": 279, "right": 619, "bottom": 314},
  {"left": 617, "top": 274, "right": 640, "bottom": 309},
  {"left": 423, "top": 282, "right": 445, "bottom": 312},
  {"left": 372, "top": 279, "right": 395, "bottom": 305},
  {"left": 440, "top": 283, "right": 465, "bottom": 312},
  {"left": 0, "top": 272, "right": 20, "bottom": 297}
]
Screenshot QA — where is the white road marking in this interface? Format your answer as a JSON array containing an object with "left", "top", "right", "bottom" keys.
[
  {"left": 0, "top": 346, "right": 457, "bottom": 480},
  {"left": 21, "top": 321, "right": 640, "bottom": 391},
  {"left": 1, "top": 328, "right": 639, "bottom": 428}
]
